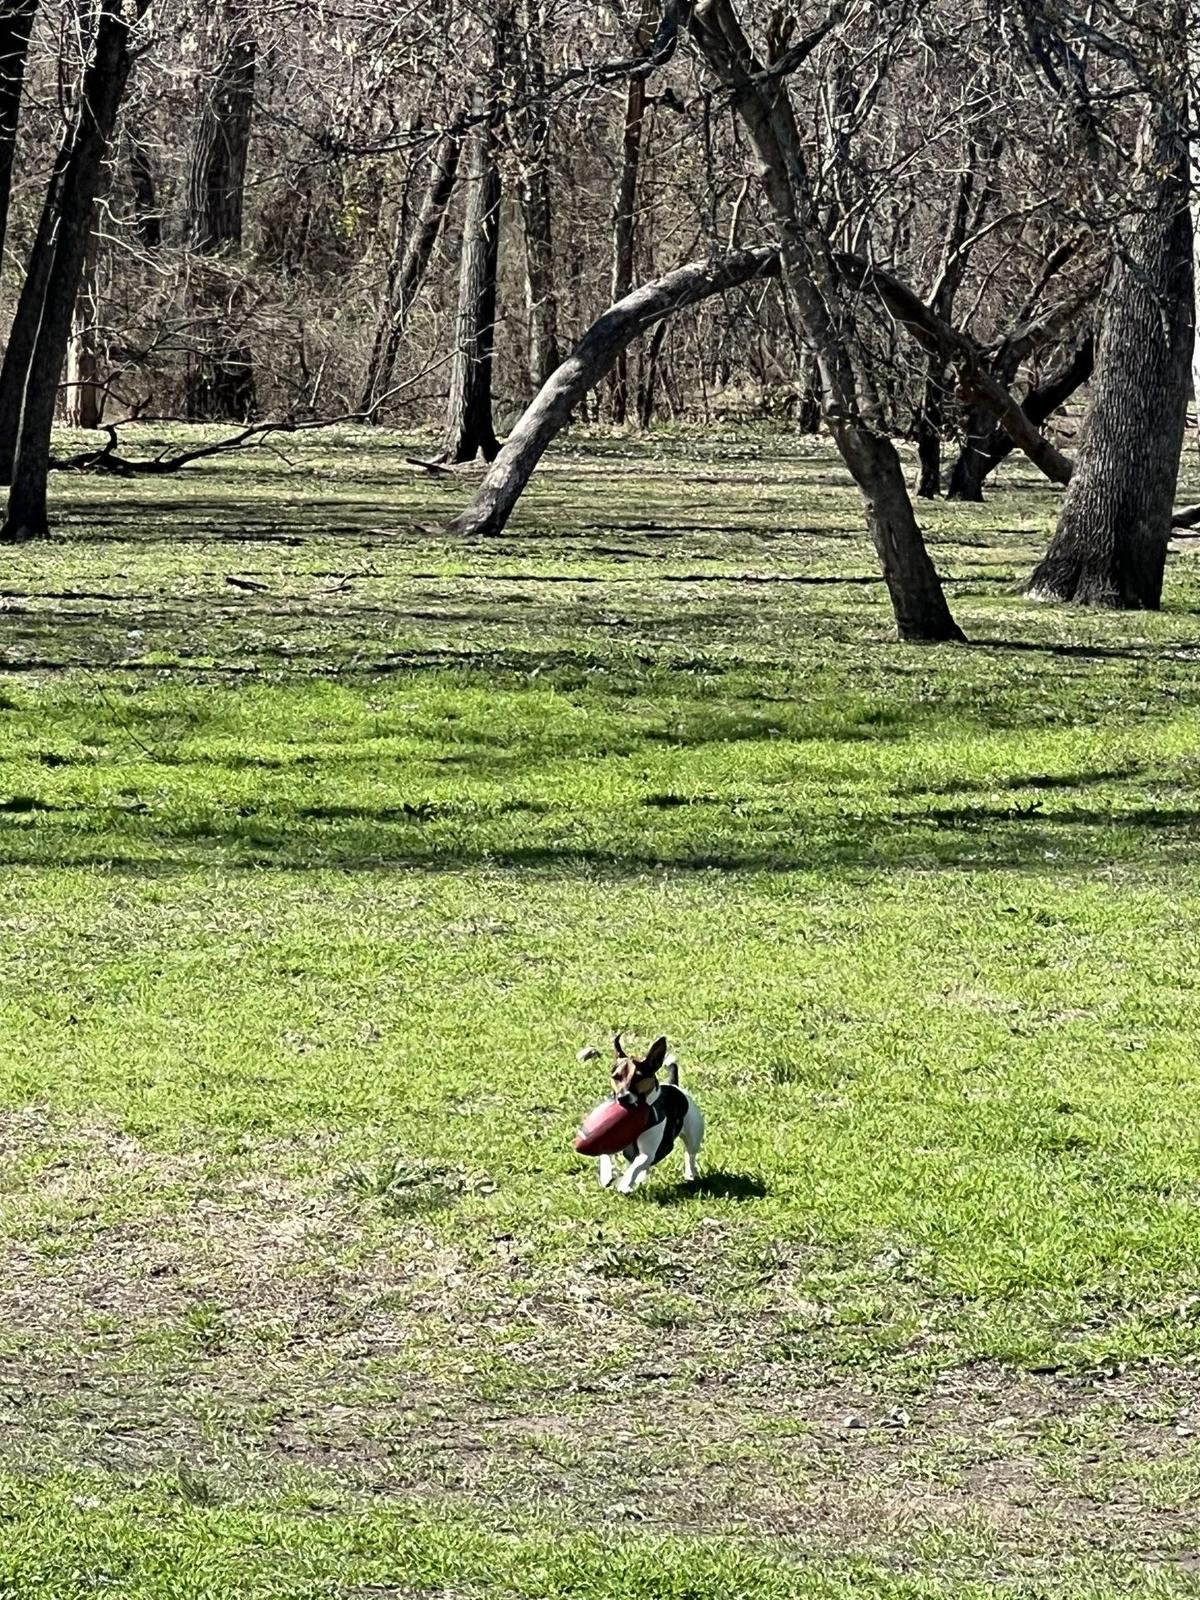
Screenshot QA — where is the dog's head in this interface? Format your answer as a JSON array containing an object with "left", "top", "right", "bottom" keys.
[{"left": 610, "top": 1033, "right": 669, "bottom": 1104}]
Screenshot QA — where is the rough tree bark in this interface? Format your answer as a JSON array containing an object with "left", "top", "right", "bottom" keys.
[
  {"left": 509, "top": 0, "right": 560, "bottom": 394},
  {"left": 441, "top": 102, "right": 502, "bottom": 463},
  {"left": 0, "top": 0, "right": 37, "bottom": 272},
  {"left": 2, "top": 0, "right": 141, "bottom": 540},
  {"left": 1027, "top": 97, "right": 1194, "bottom": 608},
  {"left": 449, "top": 249, "right": 778, "bottom": 536},
  {"left": 185, "top": 2, "right": 256, "bottom": 421},
  {"left": 687, "top": 0, "right": 964, "bottom": 643},
  {"left": 360, "top": 122, "right": 464, "bottom": 414}
]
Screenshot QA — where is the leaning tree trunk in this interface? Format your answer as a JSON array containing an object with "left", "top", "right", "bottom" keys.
[
  {"left": 687, "top": 0, "right": 963, "bottom": 643},
  {"left": 184, "top": 4, "right": 256, "bottom": 421},
  {"left": 442, "top": 108, "right": 501, "bottom": 464},
  {"left": 948, "top": 336, "right": 1093, "bottom": 502},
  {"left": 1027, "top": 103, "right": 1193, "bottom": 608},
  {"left": 2, "top": 0, "right": 139, "bottom": 541},
  {"left": 509, "top": 0, "right": 560, "bottom": 395},
  {"left": 360, "top": 122, "right": 463, "bottom": 415},
  {"left": 65, "top": 231, "right": 102, "bottom": 428},
  {"left": 0, "top": 0, "right": 37, "bottom": 272},
  {"left": 449, "top": 248, "right": 778, "bottom": 536}
]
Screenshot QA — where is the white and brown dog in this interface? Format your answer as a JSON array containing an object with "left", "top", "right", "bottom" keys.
[{"left": 581, "top": 1034, "right": 705, "bottom": 1194}]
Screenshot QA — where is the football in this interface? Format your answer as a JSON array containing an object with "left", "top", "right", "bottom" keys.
[{"left": 574, "top": 1096, "right": 651, "bottom": 1157}]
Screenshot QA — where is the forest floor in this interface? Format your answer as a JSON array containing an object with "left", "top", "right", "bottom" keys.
[{"left": 3, "top": 425, "right": 1200, "bottom": 1596}]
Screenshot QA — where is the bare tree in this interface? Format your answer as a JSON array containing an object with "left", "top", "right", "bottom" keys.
[
  {"left": 185, "top": 0, "right": 257, "bottom": 420},
  {"left": 686, "top": 0, "right": 964, "bottom": 643},
  {"left": 0, "top": 0, "right": 37, "bottom": 273},
  {"left": 2, "top": 0, "right": 146, "bottom": 541},
  {"left": 508, "top": 0, "right": 560, "bottom": 393},
  {"left": 442, "top": 96, "right": 502, "bottom": 462},
  {"left": 1015, "top": 3, "right": 1194, "bottom": 606},
  {"left": 360, "top": 121, "right": 465, "bottom": 415}
]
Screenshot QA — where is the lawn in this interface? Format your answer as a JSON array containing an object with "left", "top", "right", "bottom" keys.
[{"left": 2, "top": 425, "right": 1200, "bottom": 1596}]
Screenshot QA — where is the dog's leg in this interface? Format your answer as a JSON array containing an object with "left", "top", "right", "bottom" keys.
[
  {"left": 618, "top": 1122, "right": 666, "bottom": 1194},
  {"left": 598, "top": 1154, "right": 616, "bottom": 1188},
  {"left": 617, "top": 1149, "right": 654, "bottom": 1194},
  {"left": 682, "top": 1103, "right": 704, "bottom": 1182}
]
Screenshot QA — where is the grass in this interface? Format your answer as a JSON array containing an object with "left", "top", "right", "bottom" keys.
[{"left": 3, "top": 423, "right": 1200, "bottom": 1594}]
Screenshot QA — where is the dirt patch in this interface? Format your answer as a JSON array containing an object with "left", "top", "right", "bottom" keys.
[{"left": 1, "top": 1109, "right": 1198, "bottom": 1569}]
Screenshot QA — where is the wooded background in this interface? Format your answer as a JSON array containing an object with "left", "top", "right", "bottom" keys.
[{"left": 0, "top": 0, "right": 1194, "bottom": 640}]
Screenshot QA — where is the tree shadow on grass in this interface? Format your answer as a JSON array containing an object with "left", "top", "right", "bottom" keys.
[{"left": 645, "top": 1170, "right": 769, "bottom": 1205}]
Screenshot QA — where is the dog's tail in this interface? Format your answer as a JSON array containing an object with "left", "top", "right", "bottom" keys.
[{"left": 664, "top": 1051, "right": 679, "bottom": 1087}]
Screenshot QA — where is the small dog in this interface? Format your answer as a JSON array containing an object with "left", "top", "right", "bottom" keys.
[{"left": 580, "top": 1034, "right": 705, "bottom": 1195}]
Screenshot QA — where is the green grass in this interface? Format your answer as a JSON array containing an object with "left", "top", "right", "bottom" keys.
[{"left": 3, "top": 425, "right": 1200, "bottom": 1594}]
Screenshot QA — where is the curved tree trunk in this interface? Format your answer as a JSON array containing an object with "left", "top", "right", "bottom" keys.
[
  {"left": 1027, "top": 103, "right": 1193, "bottom": 608},
  {"left": 448, "top": 248, "right": 778, "bottom": 536},
  {"left": 185, "top": 4, "right": 256, "bottom": 421},
  {"left": 360, "top": 122, "right": 464, "bottom": 415},
  {"left": 441, "top": 106, "right": 501, "bottom": 464},
  {"left": 0, "top": 0, "right": 37, "bottom": 273},
  {"left": 2, "top": 0, "right": 139, "bottom": 541}
]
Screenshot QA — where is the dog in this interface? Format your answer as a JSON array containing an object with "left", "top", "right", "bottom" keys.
[{"left": 580, "top": 1034, "right": 705, "bottom": 1195}]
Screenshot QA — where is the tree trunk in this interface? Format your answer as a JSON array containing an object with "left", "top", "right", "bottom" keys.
[
  {"left": 915, "top": 359, "right": 946, "bottom": 498},
  {"left": 0, "top": 160, "right": 61, "bottom": 482},
  {"left": 441, "top": 107, "right": 501, "bottom": 464},
  {"left": 446, "top": 234, "right": 1078, "bottom": 543},
  {"left": 637, "top": 318, "right": 669, "bottom": 428},
  {"left": 509, "top": 0, "right": 560, "bottom": 395},
  {"left": 609, "top": 13, "right": 651, "bottom": 425},
  {"left": 184, "top": 4, "right": 256, "bottom": 422},
  {"left": 948, "top": 336, "right": 1093, "bottom": 501},
  {"left": 1027, "top": 103, "right": 1193, "bottom": 608},
  {"left": 360, "top": 123, "right": 464, "bottom": 415},
  {"left": 687, "top": 0, "right": 963, "bottom": 643},
  {"left": 65, "top": 232, "right": 102, "bottom": 428},
  {"left": 128, "top": 131, "right": 162, "bottom": 249},
  {"left": 448, "top": 248, "right": 778, "bottom": 536},
  {"left": 2, "top": 0, "right": 138, "bottom": 541},
  {"left": 0, "top": 0, "right": 37, "bottom": 272}
]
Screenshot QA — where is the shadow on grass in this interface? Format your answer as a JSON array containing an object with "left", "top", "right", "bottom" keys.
[{"left": 646, "top": 1170, "right": 769, "bottom": 1205}]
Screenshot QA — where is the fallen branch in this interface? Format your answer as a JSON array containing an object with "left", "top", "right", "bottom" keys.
[{"left": 49, "top": 413, "right": 370, "bottom": 477}]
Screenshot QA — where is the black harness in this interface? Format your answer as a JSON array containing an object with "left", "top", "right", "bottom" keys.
[{"left": 619, "top": 1083, "right": 688, "bottom": 1166}]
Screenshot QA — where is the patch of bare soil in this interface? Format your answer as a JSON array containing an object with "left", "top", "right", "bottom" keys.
[{"left": 1, "top": 1108, "right": 1198, "bottom": 1574}]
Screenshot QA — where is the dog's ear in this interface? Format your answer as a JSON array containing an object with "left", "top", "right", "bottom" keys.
[
  {"left": 641, "top": 1036, "right": 668, "bottom": 1074},
  {"left": 612, "top": 1032, "right": 625, "bottom": 1059}
]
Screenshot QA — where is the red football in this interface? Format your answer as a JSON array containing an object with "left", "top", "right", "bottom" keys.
[{"left": 574, "top": 1097, "right": 651, "bottom": 1157}]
